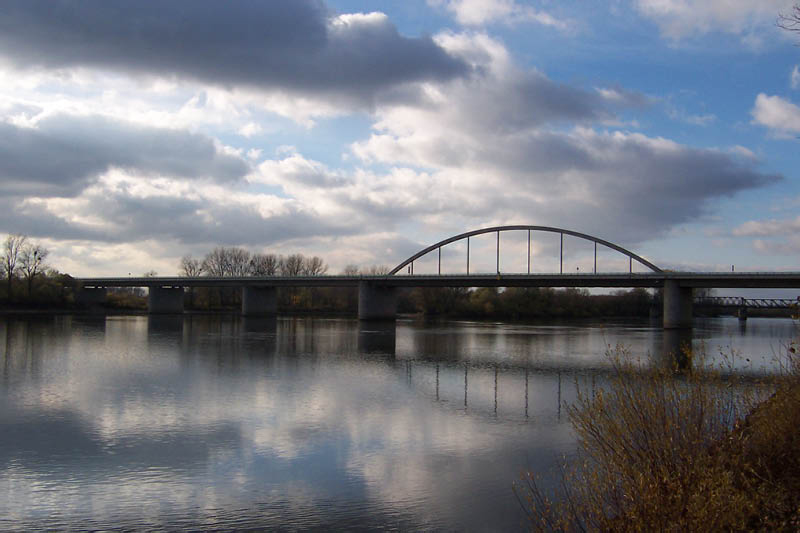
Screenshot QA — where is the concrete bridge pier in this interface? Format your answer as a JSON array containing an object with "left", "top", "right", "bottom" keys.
[
  {"left": 77, "top": 287, "right": 107, "bottom": 309},
  {"left": 242, "top": 286, "right": 277, "bottom": 316},
  {"left": 358, "top": 282, "right": 397, "bottom": 321},
  {"left": 148, "top": 286, "right": 185, "bottom": 314},
  {"left": 663, "top": 280, "right": 693, "bottom": 329}
]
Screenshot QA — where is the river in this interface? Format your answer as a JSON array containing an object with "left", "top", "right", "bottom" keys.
[{"left": 0, "top": 314, "right": 795, "bottom": 531}]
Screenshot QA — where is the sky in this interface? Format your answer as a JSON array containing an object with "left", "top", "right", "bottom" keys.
[{"left": 0, "top": 0, "right": 799, "bottom": 279}]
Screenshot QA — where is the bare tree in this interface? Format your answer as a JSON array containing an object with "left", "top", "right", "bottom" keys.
[
  {"left": 249, "top": 253, "right": 280, "bottom": 276},
  {"left": 341, "top": 264, "right": 360, "bottom": 276},
  {"left": 202, "top": 246, "right": 251, "bottom": 277},
  {"left": 202, "top": 247, "right": 227, "bottom": 277},
  {"left": 179, "top": 254, "right": 204, "bottom": 308},
  {"left": 3, "top": 234, "right": 27, "bottom": 300},
  {"left": 143, "top": 270, "right": 158, "bottom": 277},
  {"left": 302, "top": 255, "right": 328, "bottom": 276},
  {"left": 280, "top": 253, "right": 305, "bottom": 276},
  {"left": 20, "top": 243, "right": 48, "bottom": 297},
  {"left": 179, "top": 255, "right": 204, "bottom": 277},
  {"left": 362, "top": 265, "right": 390, "bottom": 275},
  {"left": 778, "top": 5, "right": 800, "bottom": 33},
  {"left": 228, "top": 248, "right": 251, "bottom": 277}
]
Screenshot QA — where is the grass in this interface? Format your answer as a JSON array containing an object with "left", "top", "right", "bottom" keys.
[{"left": 515, "top": 341, "right": 800, "bottom": 531}]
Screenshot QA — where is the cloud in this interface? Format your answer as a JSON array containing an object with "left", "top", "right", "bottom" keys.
[
  {"left": 0, "top": 0, "right": 469, "bottom": 109},
  {"left": 0, "top": 113, "right": 250, "bottom": 197},
  {"left": 751, "top": 93, "right": 800, "bottom": 135},
  {"left": 633, "top": 0, "right": 795, "bottom": 42},
  {"left": 726, "top": 214, "right": 800, "bottom": 257},
  {"left": 348, "top": 35, "right": 779, "bottom": 246},
  {"left": 428, "top": 0, "right": 569, "bottom": 29},
  {"left": 1, "top": 172, "right": 361, "bottom": 248},
  {"left": 238, "top": 122, "right": 263, "bottom": 138},
  {"left": 792, "top": 65, "right": 800, "bottom": 90},
  {"left": 348, "top": 32, "right": 618, "bottom": 150},
  {"left": 596, "top": 86, "right": 651, "bottom": 108},
  {"left": 753, "top": 237, "right": 800, "bottom": 255},
  {"left": 666, "top": 106, "right": 717, "bottom": 126},
  {"left": 0, "top": 21, "right": 782, "bottom": 275},
  {"left": 733, "top": 216, "right": 800, "bottom": 237}
]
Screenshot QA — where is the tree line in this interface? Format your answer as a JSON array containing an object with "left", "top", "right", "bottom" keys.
[
  {"left": 179, "top": 247, "right": 328, "bottom": 278},
  {"left": 177, "top": 247, "right": 332, "bottom": 309},
  {"left": 0, "top": 234, "right": 71, "bottom": 306},
  {"left": 402, "top": 286, "right": 656, "bottom": 320}
]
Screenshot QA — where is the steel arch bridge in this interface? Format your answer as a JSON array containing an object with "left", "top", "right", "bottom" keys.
[{"left": 389, "top": 225, "right": 662, "bottom": 276}]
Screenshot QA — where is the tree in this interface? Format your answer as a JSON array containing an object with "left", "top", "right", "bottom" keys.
[
  {"left": 280, "top": 253, "right": 305, "bottom": 276},
  {"left": 341, "top": 264, "right": 360, "bottom": 276},
  {"left": 20, "top": 243, "right": 48, "bottom": 297},
  {"left": 778, "top": 5, "right": 800, "bottom": 33},
  {"left": 202, "top": 246, "right": 251, "bottom": 277},
  {"left": 179, "top": 254, "right": 204, "bottom": 308},
  {"left": 3, "top": 234, "right": 27, "bottom": 300},
  {"left": 302, "top": 255, "right": 328, "bottom": 276},
  {"left": 362, "top": 265, "right": 390, "bottom": 275},
  {"left": 249, "top": 253, "right": 280, "bottom": 276},
  {"left": 179, "top": 255, "right": 203, "bottom": 277}
]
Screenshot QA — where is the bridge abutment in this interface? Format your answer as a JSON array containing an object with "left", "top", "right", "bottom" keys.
[
  {"left": 148, "top": 286, "right": 185, "bottom": 314},
  {"left": 242, "top": 286, "right": 277, "bottom": 316},
  {"left": 358, "top": 282, "right": 396, "bottom": 321},
  {"left": 663, "top": 280, "right": 692, "bottom": 329}
]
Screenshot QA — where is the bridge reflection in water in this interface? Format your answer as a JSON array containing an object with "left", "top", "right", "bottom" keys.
[{"left": 132, "top": 314, "right": 777, "bottom": 423}]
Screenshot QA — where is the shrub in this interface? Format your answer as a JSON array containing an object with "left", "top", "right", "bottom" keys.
[{"left": 516, "top": 344, "right": 800, "bottom": 531}]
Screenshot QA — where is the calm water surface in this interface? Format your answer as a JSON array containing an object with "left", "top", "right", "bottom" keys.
[{"left": 0, "top": 315, "right": 795, "bottom": 531}]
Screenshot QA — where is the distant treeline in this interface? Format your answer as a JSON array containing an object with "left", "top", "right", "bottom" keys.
[
  {"left": 401, "top": 286, "right": 656, "bottom": 319},
  {"left": 180, "top": 285, "right": 656, "bottom": 318}
]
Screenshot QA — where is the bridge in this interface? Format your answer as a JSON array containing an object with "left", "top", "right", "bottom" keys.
[
  {"left": 694, "top": 296, "right": 799, "bottom": 320},
  {"left": 695, "top": 297, "right": 799, "bottom": 309},
  {"left": 77, "top": 225, "right": 800, "bottom": 329}
]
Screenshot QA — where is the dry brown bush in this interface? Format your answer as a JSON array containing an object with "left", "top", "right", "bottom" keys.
[{"left": 516, "top": 343, "right": 800, "bottom": 531}]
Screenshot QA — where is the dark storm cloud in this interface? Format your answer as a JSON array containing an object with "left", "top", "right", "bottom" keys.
[
  {"left": 485, "top": 132, "right": 781, "bottom": 245},
  {"left": 442, "top": 73, "right": 614, "bottom": 135},
  {"left": 0, "top": 114, "right": 250, "bottom": 197},
  {"left": 0, "top": 0, "right": 468, "bottom": 105}
]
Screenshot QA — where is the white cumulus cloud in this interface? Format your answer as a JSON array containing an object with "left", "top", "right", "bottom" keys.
[
  {"left": 634, "top": 0, "right": 795, "bottom": 43},
  {"left": 751, "top": 93, "right": 800, "bottom": 135},
  {"left": 428, "top": 0, "right": 569, "bottom": 29}
]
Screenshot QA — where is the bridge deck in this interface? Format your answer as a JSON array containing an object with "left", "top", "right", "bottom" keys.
[{"left": 77, "top": 272, "right": 800, "bottom": 289}]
